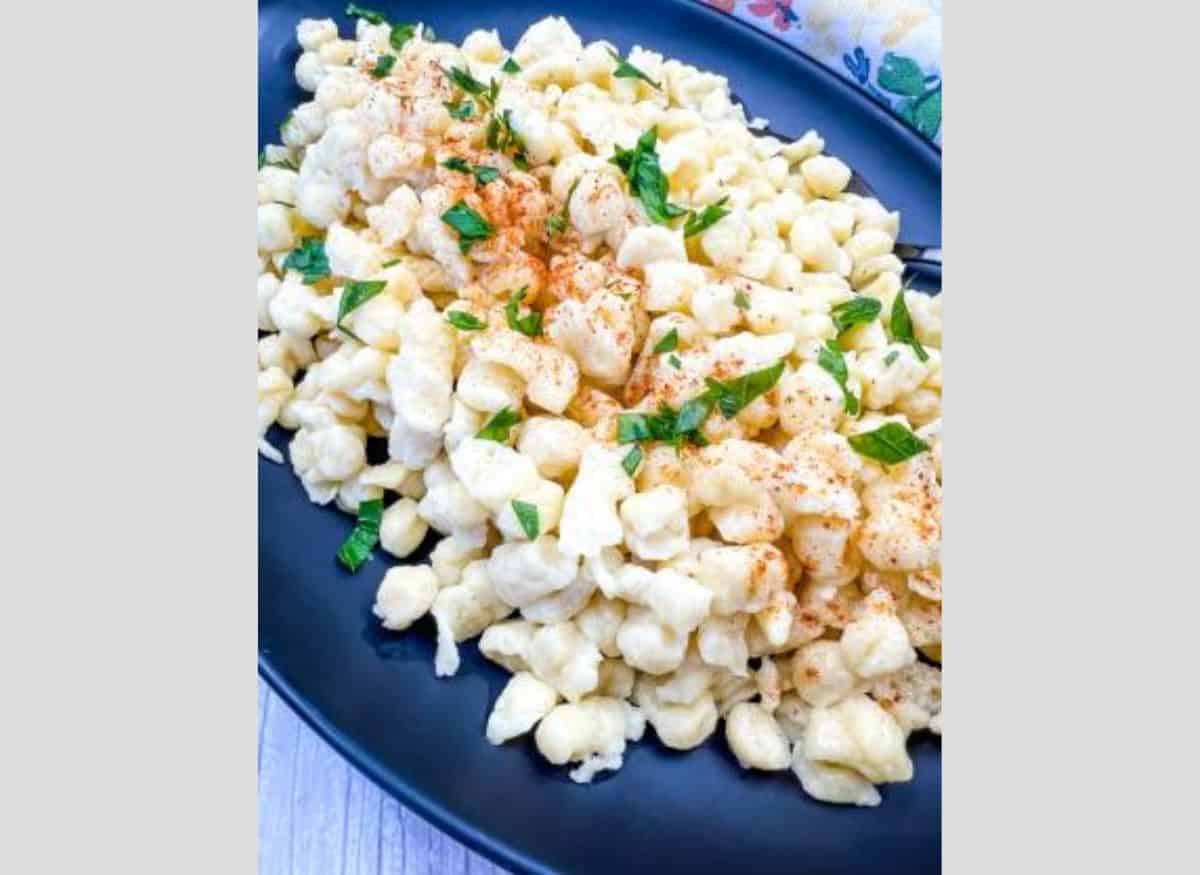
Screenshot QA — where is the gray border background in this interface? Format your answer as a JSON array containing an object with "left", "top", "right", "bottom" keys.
[{"left": 3, "top": 1, "right": 1197, "bottom": 872}]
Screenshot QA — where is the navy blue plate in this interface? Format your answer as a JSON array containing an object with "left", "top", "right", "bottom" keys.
[{"left": 259, "top": 2, "right": 941, "bottom": 873}]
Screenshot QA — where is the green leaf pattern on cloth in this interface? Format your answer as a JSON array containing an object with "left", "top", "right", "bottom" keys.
[{"left": 705, "top": 1, "right": 942, "bottom": 145}]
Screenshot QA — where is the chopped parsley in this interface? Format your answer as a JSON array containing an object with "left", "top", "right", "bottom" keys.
[
  {"left": 733, "top": 290, "right": 751, "bottom": 311},
  {"left": 511, "top": 500, "right": 540, "bottom": 539},
  {"left": 683, "top": 197, "right": 731, "bottom": 238},
  {"left": 883, "top": 350, "right": 899, "bottom": 367},
  {"left": 501, "top": 56, "right": 521, "bottom": 74},
  {"left": 704, "top": 361, "right": 786, "bottom": 420},
  {"left": 487, "top": 109, "right": 527, "bottom": 167},
  {"left": 610, "top": 128, "right": 686, "bottom": 224},
  {"left": 390, "top": 23, "right": 415, "bottom": 52},
  {"left": 477, "top": 407, "right": 520, "bottom": 442},
  {"left": 441, "top": 201, "right": 493, "bottom": 253},
  {"left": 336, "top": 280, "right": 386, "bottom": 342},
  {"left": 336, "top": 498, "right": 383, "bottom": 572},
  {"left": 282, "top": 237, "right": 330, "bottom": 285},
  {"left": 890, "top": 290, "right": 929, "bottom": 362},
  {"left": 381, "top": 258, "right": 403, "bottom": 268},
  {"left": 832, "top": 296, "right": 882, "bottom": 337},
  {"left": 371, "top": 53, "right": 397, "bottom": 78},
  {"left": 668, "top": 354, "right": 682, "bottom": 369},
  {"left": 817, "top": 340, "right": 860, "bottom": 415},
  {"left": 621, "top": 445, "right": 643, "bottom": 477},
  {"left": 345, "top": 4, "right": 386, "bottom": 25},
  {"left": 547, "top": 177, "right": 580, "bottom": 237},
  {"left": 848, "top": 422, "right": 929, "bottom": 465},
  {"left": 608, "top": 49, "right": 660, "bottom": 89},
  {"left": 505, "top": 287, "right": 542, "bottom": 337},
  {"left": 653, "top": 328, "right": 679, "bottom": 354},
  {"left": 444, "top": 99, "right": 475, "bottom": 120},
  {"left": 446, "top": 310, "right": 487, "bottom": 331},
  {"left": 441, "top": 157, "right": 501, "bottom": 185},
  {"left": 444, "top": 65, "right": 491, "bottom": 96}
]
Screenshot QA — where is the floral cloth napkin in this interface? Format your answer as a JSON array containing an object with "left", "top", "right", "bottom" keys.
[{"left": 703, "top": 0, "right": 942, "bottom": 145}]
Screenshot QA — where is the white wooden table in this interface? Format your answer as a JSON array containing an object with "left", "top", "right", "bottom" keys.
[{"left": 258, "top": 679, "right": 510, "bottom": 875}]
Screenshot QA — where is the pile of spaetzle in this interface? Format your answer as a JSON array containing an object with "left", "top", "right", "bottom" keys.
[{"left": 257, "top": 8, "right": 942, "bottom": 806}]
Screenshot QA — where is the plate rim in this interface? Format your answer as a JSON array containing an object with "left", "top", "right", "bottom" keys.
[{"left": 259, "top": 3, "right": 942, "bottom": 872}]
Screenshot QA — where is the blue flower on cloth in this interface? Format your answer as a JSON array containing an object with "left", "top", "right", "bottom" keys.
[{"left": 703, "top": 0, "right": 943, "bottom": 145}]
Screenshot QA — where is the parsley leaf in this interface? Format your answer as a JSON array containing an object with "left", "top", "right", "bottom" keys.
[
  {"left": 608, "top": 49, "right": 660, "bottom": 89},
  {"left": 832, "top": 296, "right": 882, "bottom": 336},
  {"left": 848, "top": 422, "right": 929, "bottom": 465},
  {"left": 446, "top": 310, "right": 486, "bottom": 331},
  {"left": 684, "top": 197, "right": 732, "bottom": 238},
  {"left": 487, "top": 109, "right": 528, "bottom": 167},
  {"left": 511, "top": 500, "right": 540, "bottom": 539},
  {"left": 890, "top": 291, "right": 929, "bottom": 361},
  {"left": 610, "top": 128, "right": 686, "bottom": 224},
  {"left": 817, "top": 340, "right": 860, "bottom": 415},
  {"left": 441, "top": 201, "right": 493, "bottom": 253},
  {"left": 444, "top": 65, "right": 489, "bottom": 96},
  {"left": 371, "top": 54, "right": 397, "bottom": 78},
  {"left": 390, "top": 23, "right": 415, "bottom": 52},
  {"left": 668, "top": 354, "right": 682, "bottom": 369},
  {"left": 548, "top": 177, "right": 580, "bottom": 237},
  {"left": 704, "top": 361, "right": 786, "bottom": 420},
  {"left": 617, "top": 401, "right": 710, "bottom": 449},
  {"left": 381, "top": 258, "right": 403, "bottom": 268},
  {"left": 336, "top": 498, "right": 383, "bottom": 572},
  {"left": 505, "top": 287, "right": 542, "bottom": 337},
  {"left": 653, "top": 328, "right": 679, "bottom": 354},
  {"left": 336, "top": 280, "right": 386, "bottom": 341},
  {"left": 441, "top": 157, "right": 501, "bottom": 185},
  {"left": 733, "top": 290, "right": 751, "bottom": 310},
  {"left": 444, "top": 99, "right": 475, "bottom": 120},
  {"left": 621, "top": 446, "right": 643, "bottom": 477},
  {"left": 283, "top": 237, "right": 330, "bottom": 285},
  {"left": 502, "top": 56, "right": 521, "bottom": 74},
  {"left": 883, "top": 350, "right": 899, "bottom": 366},
  {"left": 345, "top": 4, "right": 386, "bottom": 25},
  {"left": 477, "top": 407, "right": 520, "bottom": 442}
]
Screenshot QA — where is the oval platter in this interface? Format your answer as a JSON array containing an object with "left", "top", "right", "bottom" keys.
[{"left": 259, "top": 2, "right": 941, "bottom": 872}]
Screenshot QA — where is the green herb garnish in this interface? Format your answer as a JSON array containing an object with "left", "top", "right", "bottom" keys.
[
  {"left": 501, "top": 56, "right": 521, "bottom": 74},
  {"left": 390, "top": 23, "right": 415, "bottom": 52},
  {"left": 336, "top": 280, "right": 387, "bottom": 342},
  {"left": 445, "top": 65, "right": 489, "bottom": 95},
  {"left": 832, "top": 296, "right": 882, "bottom": 337},
  {"left": 848, "top": 422, "right": 929, "bottom": 465},
  {"left": 733, "top": 290, "right": 751, "bottom": 311},
  {"left": 487, "top": 109, "right": 527, "bottom": 167},
  {"left": 381, "top": 258, "right": 403, "bottom": 268},
  {"left": 703, "top": 361, "right": 785, "bottom": 420},
  {"left": 668, "top": 354, "right": 682, "bottom": 369},
  {"left": 817, "top": 340, "right": 860, "bottom": 415},
  {"left": 444, "top": 99, "right": 475, "bottom": 120},
  {"left": 621, "top": 445, "right": 643, "bottom": 477},
  {"left": 336, "top": 498, "right": 383, "bottom": 572},
  {"left": 890, "top": 291, "right": 929, "bottom": 362},
  {"left": 441, "top": 201, "right": 493, "bottom": 253},
  {"left": 371, "top": 54, "right": 397, "bottom": 78},
  {"left": 610, "top": 128, "right": 686, "bottom": 224},
  {"left": 282, "top": 237, "right": 330, "bottom": 285},
  {"left": 608, "top": 49, "right": 660, "bottom": 89},
  {"left": 548, "top": 177, "right": 580, "bottom": 237},
  {"left": 477, "top": 407, "right": 520, "bottom": 442},
  {"left": 345, "top": 4, "right": 386, "bottom": 25},
  {"left": 511, "top": 500, "right": 540, "bottom": 539},
  {"left": 504, "top": 287, "right": 542, "bottom": 337},
  {"left": 442, "top": 157, "right": 501, "bottom": 185},
  {"left": 446, "top": 310, "right": 487, "bottom": 331},
  {"left": 883, "top": 350, "right": 899, "bottom": 366},
  {"left": 683, "top": 197, "right": 731, "bottom": 238},
  {"left": 653, "top": 328, "right": 679, "bottom": 354}
]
